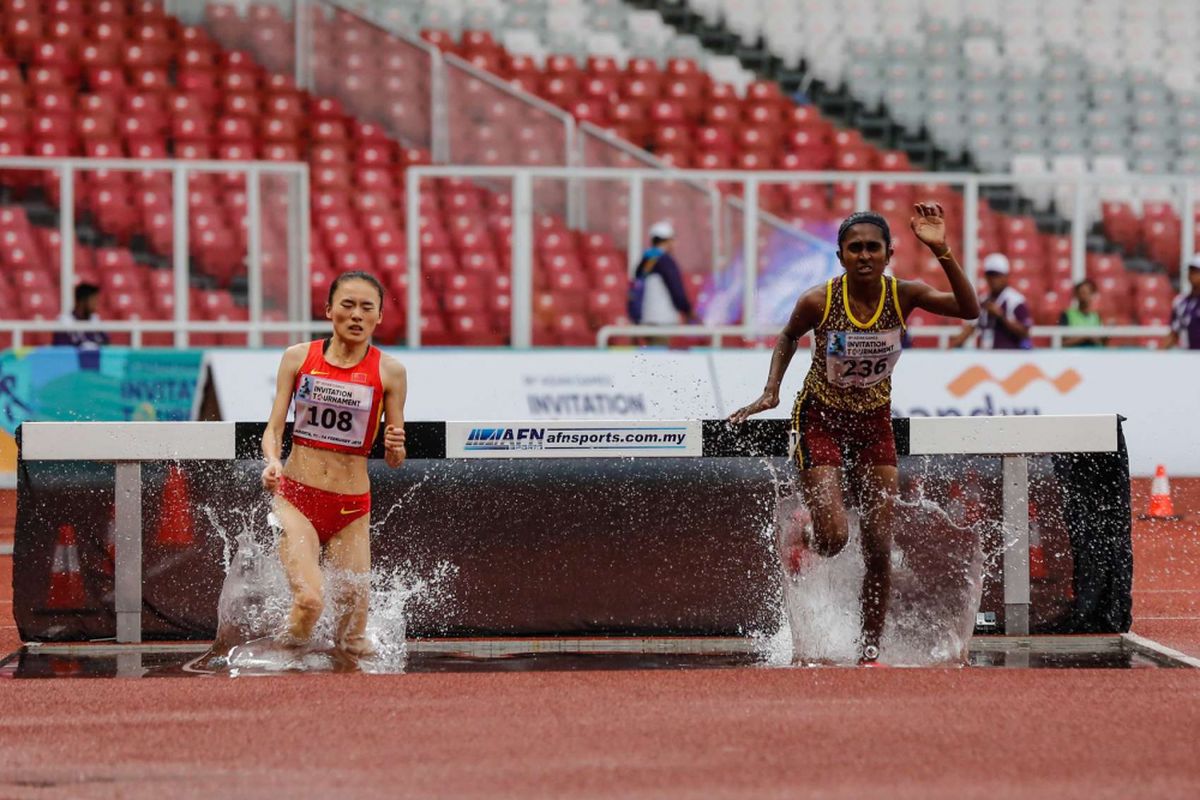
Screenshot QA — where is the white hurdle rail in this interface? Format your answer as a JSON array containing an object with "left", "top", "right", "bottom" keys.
[
  {"left": 22, "top": 422, "right": 234, "bottom": 643},
  {"left": 18, "top": 414, "right": 1123, "bottom": 642}
]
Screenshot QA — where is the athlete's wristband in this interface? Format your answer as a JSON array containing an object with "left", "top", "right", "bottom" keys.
[{"left": 935, "top": 247, "right": 953, "bottom": 262}]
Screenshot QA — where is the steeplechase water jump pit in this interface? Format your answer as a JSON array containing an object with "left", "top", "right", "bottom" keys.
[{"left": 8, "top": 416, "right": 1196, "bottom": 677}]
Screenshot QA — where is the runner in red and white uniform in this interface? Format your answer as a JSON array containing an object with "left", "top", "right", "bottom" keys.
[
  {"left": 730, "top": 204, "right": 980, "bottom": 663},
  {"left": 260, "top": 271, "right": 407, "bottom": 658}
]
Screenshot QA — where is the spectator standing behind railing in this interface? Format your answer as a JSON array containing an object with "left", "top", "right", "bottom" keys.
[
  {"left": 1060, "top": 279, "right": 1106, "bottom": 348},
  {"left": 52, "top": 283, "right": 110, "bottom": 349},
  {"left": 1163, "top": 254, "right": 1200, "bottom": 350},
  {"left": 627, "top": 221, "right": 697, "bottom": 335},
  {"left": 949, "top": 253, "right": 1032, "bottom": 350}
]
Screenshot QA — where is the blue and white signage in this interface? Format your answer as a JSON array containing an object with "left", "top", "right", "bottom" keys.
[{"left": 445, "top": 420, "right": 703, "bottom": 458}]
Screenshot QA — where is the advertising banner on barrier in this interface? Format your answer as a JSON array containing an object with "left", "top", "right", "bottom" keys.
[
  {"left": 711, "top": 350, "right": 1198, "bottom": 476},
  {"left": 198, "top": 348, "right": 1197, "bottom": 476},
  {"left": 0, "top": 347, "right": 203, "bottom": 483},
  {"left": 198, "top": 349, "right": 718, "bottom": 422},
  {"left": 445, "top": 420, "right": 703, "bottom": 458}
]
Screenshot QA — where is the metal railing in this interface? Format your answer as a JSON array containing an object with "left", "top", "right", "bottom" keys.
[
  {"left": 407, "top": 165, "right": 1191, "bottom": 349},
  {"left": 596, "top": 324, "right": 1171, "bottom": 349},
  {"left": 0, "top": 319, "right": 332, "bottom": 349},
  {"left": 0, "top": 156, "right": 309, "bottom": 347}
]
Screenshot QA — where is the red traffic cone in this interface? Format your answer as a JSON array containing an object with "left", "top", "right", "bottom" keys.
[
  {"left": 155, "top": 464, "right": 195, "bottom": 547},
  {"left": 1029, "top": 502, "right": 1048, "bottom": 582},
  {"left": 50, "top": 657, "right": 84, "bottom": 678},
  {"left": 47, "top": 524, "right": 88, "bottom": 610},
  {"left": 1140, "top": 465, "right": 1182, "bottom": 521}
]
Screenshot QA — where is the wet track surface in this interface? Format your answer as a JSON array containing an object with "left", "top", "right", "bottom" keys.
[{"left": 1, "top": 635, "right": 1188, "bottom": 678}]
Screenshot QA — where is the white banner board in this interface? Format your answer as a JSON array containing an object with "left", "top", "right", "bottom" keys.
[
  {"left": 714, "top": 350, "right": 1197, "bottom": 476},
  {"left": 445, "top": 420, "right": 702, "bottom": 458},
  {"left": 198, "top": 349, "right": 718, "bottom": 423},
  {"left": 198, "top": 348, "right": 1200, "bottom": 475}
]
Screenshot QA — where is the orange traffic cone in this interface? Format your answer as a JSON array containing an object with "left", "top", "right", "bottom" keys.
[
  {"left": 1028, "top": 502, "right": 1048, "bottom": 582},
  {"left": 155, "top": 464, "right": 195, "bottom": 547},
  {"left": 47, "top": 524, "right": 88, "bottom": 610},
  {"left": 1140, "top": 465, "right": 1182, "bottom": 521},
  {"left": 50, "top": 657, "right": 84, "bottom": 678}
]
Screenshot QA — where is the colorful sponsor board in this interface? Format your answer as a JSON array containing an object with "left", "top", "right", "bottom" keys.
[{"left": 1, "top": 347, "right": 204, "bottom": 481}]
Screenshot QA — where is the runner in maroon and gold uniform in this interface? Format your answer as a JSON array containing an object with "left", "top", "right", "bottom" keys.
[{"left": 730, "top": 204, "right": 979, "bottom": 663}]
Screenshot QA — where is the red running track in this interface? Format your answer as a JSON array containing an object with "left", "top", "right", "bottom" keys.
[
  {"left": 1, "top": 480, "right": 1198, "bottom": 798},
  {"left": 2, "top": 668, "right": 1199, "bottom": 798}
]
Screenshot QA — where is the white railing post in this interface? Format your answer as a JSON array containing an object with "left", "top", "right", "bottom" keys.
[
  {"left": 246, "top": 168, "right": 263, "bottom": 348},
  {"left": 171, "top": 167, "right": 190, "bottom": 348},
  {"left": 627, "top": 175, "right": 644, "bottom": 274},
  {"left": 1071, "top": 178, "right": 1088, "bottom": 283},
  {"left": 565, "top": 117, "right": 580, "bottom": 230},
  {"left": 299, "top": 166, "right": 311, "bottom": 340},
  {"left": 58, "top": 165, "right": 75, "bottom": 317},
  {"left": 511, "top": 172, "right": 534, "bottom": 348},
  {"left": 963, "top": 177, "right": 979, "bottom": 285},
  {"left": 1182, "top": 179, "right": 1195, "bottom": 293},
  {"left": 854, "top": 175, "right": 870, "bottom": 211},
  {"left": 405, "top": 168, "right": 422, "bottom": 347},
  {"left": 430, "top": 48, "right": 449, "bottom": 163},
  {"left": 294, "top": 0, "right": 314, "bottom": 91},
  {"left": 709, "top": 183, "right": 722, "bottom": 275},
  {"left": 287, "top": 168, "right": 308, "bottom": 334},
  {"left": 742, "top": 176, "right": 760, "bottom": 330}
]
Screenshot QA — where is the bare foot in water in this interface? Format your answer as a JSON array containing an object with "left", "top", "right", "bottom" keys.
[{"left": 336, "top": 636, "right": 377, "bottom": 660}]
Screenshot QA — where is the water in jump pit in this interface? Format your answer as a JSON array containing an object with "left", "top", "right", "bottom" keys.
[
  {"left": 768, "top": 489, "right": 991, "bottom": 667},
  {"left": 201, "top": 509, "right": 456, "bottom": 675}
]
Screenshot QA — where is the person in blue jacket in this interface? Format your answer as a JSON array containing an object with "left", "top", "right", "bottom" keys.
[{"left": 628, "top": 221, "right": 696, "bottom": 342}]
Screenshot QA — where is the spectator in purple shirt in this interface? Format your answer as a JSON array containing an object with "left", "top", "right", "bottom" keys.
[
  {"left": 1162, "top": 254, "right": 1200, "bottom": 350},
  {"left": 950, "top": 253, "right": 1032, "bottom": 350},
  {"left": 628, "top": 221, "right": 696, "bottom": 345},
  {"left": 631, "top": 221, "right": 694, "bottom": 326}
]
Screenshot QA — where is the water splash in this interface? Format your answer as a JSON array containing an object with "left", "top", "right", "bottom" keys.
[
  {"left": 759, "top": 474, "right": 999, "bottom": 668},
  {"left": 200, "top": 503, "right": 458, "bottom": 675}
]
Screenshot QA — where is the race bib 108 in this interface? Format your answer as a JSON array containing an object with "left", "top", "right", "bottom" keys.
[{"left": 293, "top": 374, "right": 375, "bottom": 448}]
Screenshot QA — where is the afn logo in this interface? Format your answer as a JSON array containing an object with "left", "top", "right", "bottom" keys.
[{"left": 464, "top": 427, "right": 545, "bottom": 450}]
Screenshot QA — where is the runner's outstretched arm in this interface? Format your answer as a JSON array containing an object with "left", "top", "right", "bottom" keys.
[
  {"left": 729, "top": 287, "right": 823, "bottom": 423},
  {"left": 901, "top": 202, "right": 981, "bottom": 320}
]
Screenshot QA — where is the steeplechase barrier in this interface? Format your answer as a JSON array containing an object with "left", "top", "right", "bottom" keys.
[{"left": 14, "top": 415, "right": 1130, "bottom": 644}]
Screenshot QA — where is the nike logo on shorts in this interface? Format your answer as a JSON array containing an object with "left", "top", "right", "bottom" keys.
[{"left": 339, "top": 507, "right": 359, "bottom": 515}]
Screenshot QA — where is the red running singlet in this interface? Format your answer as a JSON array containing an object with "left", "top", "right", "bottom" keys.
[{"left": 291, "top": 339, "right": 384, "bottom": 458}]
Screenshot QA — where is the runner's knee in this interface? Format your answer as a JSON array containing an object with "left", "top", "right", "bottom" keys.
[
  {"left": 811, "top": 516, "right": 848, "bottom": 556},
  {"left": 292, "top": 588, "right": 324, "bottom": 621}
]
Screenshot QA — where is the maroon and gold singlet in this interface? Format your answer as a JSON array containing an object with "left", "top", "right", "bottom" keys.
[{"left": 790, "top": 276, "right": 906, "bottom": 469}]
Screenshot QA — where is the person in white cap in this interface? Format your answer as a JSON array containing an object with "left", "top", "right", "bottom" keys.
[
  {"left": 1162, "top": 253, "right": 1200, "bottom": 350},
  {"left": 627, "top": 220, "right": 696, "bottom": 337},
  {"left": 950, "top": 252, "right": 1032, "bottom": 349}
]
